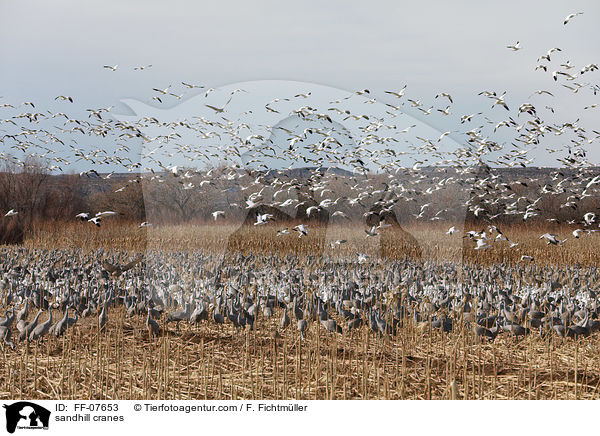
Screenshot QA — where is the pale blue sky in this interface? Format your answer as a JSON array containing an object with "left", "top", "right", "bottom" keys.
[{"left": 1, "top": 0, "right": 599, "bottom": 171}]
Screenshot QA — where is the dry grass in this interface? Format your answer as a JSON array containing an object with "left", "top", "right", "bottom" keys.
[
  {"left": 26, "top": 220, "right": 600, "bottom": 266},
  {"left": 2, "top": 307, "right": 600, "bottom": 400}
]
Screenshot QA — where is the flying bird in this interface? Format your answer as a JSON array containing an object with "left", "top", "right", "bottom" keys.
[
  {"left": 254, "top": 213, "right": 273, "bottom": 226},
  {"left": 506, "top": 41, "right": 521, "bottom": 51},
  {"left": 212, "top": 211, "right": 225, "bottom": 221},
  {"left": 95, "top": 211, "right": 118, "bottom": 218},
  {"left": 102, "top": 255, "right": 143, "bottom": 278},
  {"left": 540, "top": 233, "right": 566, "bottom": 245},
  {"left": 293, "top": 224, "right": 308, "bottom": 238},
  {"left": 365, "top": 226, "right": 379, "bottom": 237},
  {"left": 563, "top": 12, "right": 583, "bottom": 25},
  {"left": 88, "top": 217, "right": 101, "bottom": 227},
  {"left": 55, "top": 95, "right": 73, "bottom": 103},
  {"left": 205, "top": 97, "right": 233, "bottom": 114}
]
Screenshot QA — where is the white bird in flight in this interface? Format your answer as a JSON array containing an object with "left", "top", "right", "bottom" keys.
[
  {"left": 563, "top": 12, "right": 583, "bottom": 25},
  {"left": 507, "top": 41, "right": 521, "bottom": 51},
  {"left": 330, "top": 239, "right": 347, "bottom": 248},
  {"left": 293, "top": 224, "right": 308, "bottom": 238},
  {"left": 212, "top": 211, "right": 225, "bottom": 221},
  {"left": 474, "top": 239, "right": 490, "bottom": 250},
  {"left": 88, "top": 217, "right": 101, "bottom": 227},
  {"left": 277, "top": 228, "right": 290, "bottom": 236},
  {"left": 539, "top": 233, "right": 566, "bottom": 245},
  {"left": 332, "top": 211, "right": 348, "bottom": 219},
  {"left": 254, "top": 213, "right": 273, "bottom": 226},
  {"left": 583, "top": 212, "right": 595, "bottom": 226},
  {"left": 306, "top": 206, "right": 320, "bottom": 217},
  {"left": 95, "top": 211, "right": 118, "bottom": 218},
  {"left": 365, "top": 226, "right": 379, "bottom": 237}
]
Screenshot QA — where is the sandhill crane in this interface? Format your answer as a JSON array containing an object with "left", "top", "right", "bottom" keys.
[
  {"left": 81, "top": 303, "right": 93, "bottom": 318},
  {"left": 280, "top": 308, "right": 290, "bottom": 329},
  {"left": 501, "top": 320, "right": 529, "bottom": 337},
  {"left": 292, "top": 299, "right": 303, "bottom": 321},
  {"left": 65, "top": 310, "right": 78, "bottom": 328},
  {"left": 190, "top": 304, "right": 208, "bottom": 324},
  {"left": 321, "top": 318, "right": 343, "bottom": 334},
  {"left": 263, "top": 304, "right": 273, "bottom": 318},
  {"left": 29, "top": 310, "right": 53, "bottom": 342},
  {"left": 98, "top": 304, "right": 108, "bottom": 331},
  {"left": 211, "top": 305, "right": 225, "bottom": 333},
  {"left": 19, "top": 310, "right": 42, "bottom": 342},
  {"left": 166, "top": 302, "right": 191, "bottom": 330},
  {"left": 212, "top": 309, "right": 225, "bottom": 324},
  {"left": 16, "top": 299, "right": 29, "bottom": 323},
  {"left": 0, "top": 308, "right": 14, "bottom": 327},
  {"left": 16, "top": 317, "right": 27, "bottom": 335},
  {"left": 146, "top": 309, "right": 160, "bottom": 339},
  {"left": 298, "top": 319, "right": 308, "bottom": 339},
  {"left": 102, "top": 255, "right": 143, "bottom": 278},
  {"left": 347, "top": 317, "right": 363, "bottom": 331},
  {"left": 472, "top": 323, "right": 497, "bottom": 340},
  {"left": 53, "top": 308, "right": 69, "bottom": 337},
  {"left": 0, "top": 326, "right": 14, "bottom": 349},
  {"left": 227, "top": 304, "right": 242, "bottom": 328}
]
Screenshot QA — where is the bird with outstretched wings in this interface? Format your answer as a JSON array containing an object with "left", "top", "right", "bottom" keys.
[{"left": 102, "top": 254, "right": 144, "bottom": 277}]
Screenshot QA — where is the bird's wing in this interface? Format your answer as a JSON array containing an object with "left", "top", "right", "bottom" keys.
[
  {"left": 102, "top": 261, "right": 118, "bottom": 273},
  {"left": 121, "top": 254, "right": 144, "bottom": 272}
]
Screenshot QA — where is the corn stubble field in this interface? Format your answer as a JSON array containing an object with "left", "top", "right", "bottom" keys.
[{"left": 2, "top": 221, "right": 600, "bottom": 400}]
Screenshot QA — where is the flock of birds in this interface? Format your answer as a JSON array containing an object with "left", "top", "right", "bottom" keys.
[
  {"left": 1, "top": 11, "right": 600, "bottom": 349},
  {"left": 2, "top": 246, "right": 600, "bottom": 352}
]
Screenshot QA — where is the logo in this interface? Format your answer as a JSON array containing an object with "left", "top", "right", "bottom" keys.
[{"left": 3, "top": 402, "right": 50, "bottom": 434}]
